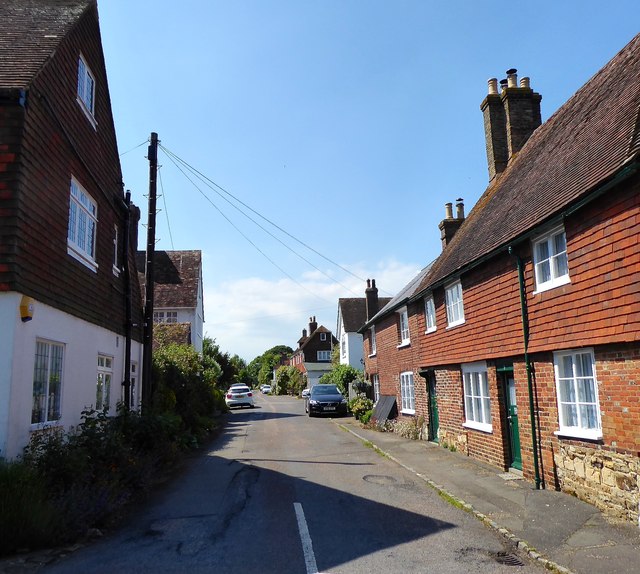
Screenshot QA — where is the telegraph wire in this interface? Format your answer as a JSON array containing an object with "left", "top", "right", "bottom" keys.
[
  {"left": 162, "top": 151, "right": 335, "bottom": 305},
  {"left": 157, "top": 165, "right": 175, "bottom": 250},
  {"left": 119, "top": 139, "right": 149, "bottom": 157},
  {"left": 158, "top": 145, "right": 368, "bottom": 286},
  {"left": 159, "top": 144, "right": 362, "bottom": 297}
]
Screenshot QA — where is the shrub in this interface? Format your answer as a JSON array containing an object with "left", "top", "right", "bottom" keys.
[
  {"left": 349, "top": 394, "right": 374, "bottom": 421},
  {"left": 360, "top": 410, "right": 373, "bottom": 425},
  {"left": 0, "top": 461, "right": 58, "bottom": 555}
]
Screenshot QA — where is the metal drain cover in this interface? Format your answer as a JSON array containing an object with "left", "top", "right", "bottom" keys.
[{"left": 491, "top": 551, "right": 525, "bottom": 566}]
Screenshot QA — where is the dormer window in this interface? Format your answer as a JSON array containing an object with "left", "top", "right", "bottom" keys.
[{"left": 77, "top": 54, "right": 97, "bottom": 127}]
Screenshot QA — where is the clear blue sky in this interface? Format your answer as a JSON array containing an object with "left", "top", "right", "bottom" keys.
[{"left": 98, "top": 1, "right": 638, "bottom": 361}]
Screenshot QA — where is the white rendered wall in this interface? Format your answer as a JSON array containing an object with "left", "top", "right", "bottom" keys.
[
  {"left": 1, "top": 293, "right": 143, "bottom": 460},
  {"left": 344, "top": 332, "right": 364, "bottom": 370}
]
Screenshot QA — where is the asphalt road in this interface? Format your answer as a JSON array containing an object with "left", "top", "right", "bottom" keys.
[{"left": 44, "top": 394, "right": 545, "bottom": 573}]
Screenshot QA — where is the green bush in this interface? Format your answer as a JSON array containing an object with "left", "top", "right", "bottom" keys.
[
  {"left": 360, "top": 410, "right": 373, "bottom": 425},
  {"left": 0, "top": 461, "right": 59, "bottom": 555},
  {"left": 349, "top": 394, "right": 374, "bottom": 421}
]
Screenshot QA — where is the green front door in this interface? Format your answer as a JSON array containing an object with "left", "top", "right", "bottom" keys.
[
  {"left": 505, "top": 376, "right": 522, "bottom": 470},
  {"left": 427, "top": 374, "right": 439, "bottom": 443}
]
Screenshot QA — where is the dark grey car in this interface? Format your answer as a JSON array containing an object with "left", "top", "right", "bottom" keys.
[{"left": 305, "top": 384, "right": 348, "bottom": 417}]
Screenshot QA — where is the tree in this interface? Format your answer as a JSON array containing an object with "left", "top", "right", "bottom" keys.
[
  {"left": 319, "top": 364, "right": 361, "bottom": 396},
  {"left": 274, "top": 365, "right": 303, "bottom": 396}
]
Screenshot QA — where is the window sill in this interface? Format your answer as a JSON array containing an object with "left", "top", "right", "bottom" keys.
[
  {"left": 76, "top": 97, "right": 98, "bottom": 130},
  {"left": 533, "top": 275, "right": 571, "bottom": 295},
  {"left": 112, "top": 265, "right": 121, "bottom": 277},
  {"left": 368, "top": 353, "right": 376, "bottom": 358},
  {"left": 68, "top": 245, "right": 98, "bottom": 272},
  {"left": 446, "top": 319, "right": 465, "bottom": 329},
  {"left": 425, "top": 327, "right": 436, "bottom": 335},
  {"left": 30, "top": 420, "right": 62, "bottom": 431},
  {"left": 397, "top": 341, "right": 411, "bottom": 349},
  {"left": 463, "top": 421, "right": 492, "bottom": 433},
  {"left": 554, "top": 429, "right": 602, "bottom": 442},
  {"left": 401, "top": 408, "right": 416, "bottom": 415}
]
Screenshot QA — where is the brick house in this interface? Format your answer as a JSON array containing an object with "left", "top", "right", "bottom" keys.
[
  {"left": 0, "top": 0, "right": 144, "bottom": 459},
  {"left": 136, "top": 250, "right": 205, "bottom": 353},
  {"left": 290, "top": 316, "right": 338, "bottom": 388},
  {"left": 362, "top": 35, "right": 640, "bottom": 523}
]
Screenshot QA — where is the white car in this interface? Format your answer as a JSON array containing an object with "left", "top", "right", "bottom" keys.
[
  {"left": 260, "top": 385, "right": 272, "bottom": 394},
  {"left": 301, "top": 388, "right": 310, "bottom": 398},
  {"left": 225, "top": 385, "right": 255, "bottom": 409}
]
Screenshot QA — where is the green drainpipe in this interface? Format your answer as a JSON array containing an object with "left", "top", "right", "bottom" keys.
[{"left": 509, "top": 246, "right": 542, "bottom": 489}]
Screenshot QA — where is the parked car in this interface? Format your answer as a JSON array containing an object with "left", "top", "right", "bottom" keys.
[
  {"left": 301, "top": 388, "right": 310, "bottom": 398},
  {"left": 305, "top": 384, "right": 347, "bottom": 417},
  {"left": 260, "top": 384, "right": 272, "bottom": 394},
  {"left": 225, "top": 385, "right": 255, "bottom": 409}
]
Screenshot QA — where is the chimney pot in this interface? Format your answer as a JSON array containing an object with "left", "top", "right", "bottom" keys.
[
  {"left": 499, "top": 78, "right": 508, "bottom": 91},
  {"left": 445, "top": 202, "right": 453, "bottom": 219},
  {"left": 455, "top": 198, "right": 465, "bottom": 219},
  {"left": 506, "top": 68, "right": 518, "bottom": 88},
  {"left": 365, "top": 278, "right": 380, "bottom": 321},
  {"left": 520, "top": 76, "right": 530, "bottom": 89},
  {"left": 487, "top": 78, "right": 498, "bottom": 95}
]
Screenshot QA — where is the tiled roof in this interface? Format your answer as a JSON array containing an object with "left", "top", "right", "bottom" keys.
[
  {"left": 415, "top": 33, "right": 640, "bottom": 295},
  {"left": 136, "top": 250, "right": 202, "bottom": 309},
  {"left": 338, "top": 298, "right": 366, "bottom": 332},
  {"left": 0, "top": 0, "right": 91, "bottom": 88},
  {"left": 362, "top": 265, "right": 432, "bottom": 329}
]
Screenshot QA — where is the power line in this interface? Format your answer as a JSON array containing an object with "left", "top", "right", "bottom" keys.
[
  {"left": 158, "top": 144, "right": 361, "bottom": 297},
  {"left": 157, "top": 165, "right": 175, "bottom": 249},
  {"left": 119, "top": 139, "right": 148, "bottom": 157},
  {"left": 158, "top": 144, "right": 368, "bottom": 286},
  {"left": 161, "top": 151, "right": 335, "bottom": 305}
]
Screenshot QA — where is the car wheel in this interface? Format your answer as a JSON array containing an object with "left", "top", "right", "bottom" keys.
[
  {"left": 250, "top": 404, "right": 255, "bottom": 409},
  {"left": 308, "top": 410, "right": 314, "bottom": 417}
]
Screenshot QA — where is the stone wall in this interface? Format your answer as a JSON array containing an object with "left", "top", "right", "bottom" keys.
[{"left": 554, "top": 444, "right": 639, "bottom": 525}]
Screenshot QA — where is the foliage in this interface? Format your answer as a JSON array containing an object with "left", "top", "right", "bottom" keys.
[
  {"left": 274, "top": 365, "right": 303, "bottom": 396},
  {"left": 202, "top": 337, "right": 238, "bottom": 389},
  {"left": 152, "top": 343, "right": 223, "bottom": 443},
  {"left": 247, "top": 345, "right": 293, "bottom": 388},
  {"left": 384, "top": 416, "right": 426, "bottom": 440},
  {"left": 0, "top": 460, "right": 58, "bottom": 555},
  {"left": 360, "top": 410, "right": 373, "bottom": 425},
  {"left": 319, "top": 364, "right": 361, "bottom": 396},
  {"left": 348, "top": 394, "right": 374, "bottom": 421},
  {"left": 331, "top": 344, "right": 340, "bottom": 366}
]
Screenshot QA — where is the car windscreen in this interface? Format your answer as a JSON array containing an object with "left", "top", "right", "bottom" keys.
[{"left": 311, "top": 385, "right": 339, "bottom": 396}]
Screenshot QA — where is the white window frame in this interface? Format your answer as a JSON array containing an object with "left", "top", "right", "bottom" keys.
[
  {"left": 320, "top": 332, "right": 327, "bottom": 341},
  {"left": 67, "top": 177, "right": 98, "bottom": 271},
  {"left": 553, "top": 349, "right": 602, "bottom": 440},
  {"left": 424, "top": 296, "right": 436, "bottom": 333},
  {"left": 445, "top": 281, "right": 465, "bottom": 327},
  {"left": 397, "top": 307, "right": 410, "bottom": 347},
  {"left": 532, "top": 226, "right": 570, "bottom": 293},
  {"left": 112, "top": 224, "right": 120, "bottom": 276},
  {"left": 97, "top": 354, "right": 113, "bottom": 412},
  {"left": 122, "top": 361, "right": 138, "bottom": 409},
  {"left": 154, "top": 310, "right": 178, "bottom": 324},
  {"left": 31, "top": 340, "right": 64, "bottom": 425},
  {"left": 77, "top": 54, "right": 97, "bottom": 128},
  {"left": 370, "top": 326, "right": 377, "bottom": 356},
  {"left": 462, "top": 362, "right": 492, "bottom": 432},
  {"left": 317, "top": 350, "right": 331, "bottom": 361},
  {"left": 400, "top": 371, "right": 415, "bottom": 414},
  {"left": 372, "top": 374, "right": 380, "bottom": 404},
  {"left": 341, "top": 336, "right": 346, "bottom": 358}
]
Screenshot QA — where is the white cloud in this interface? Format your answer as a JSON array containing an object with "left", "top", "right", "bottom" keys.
[{"left": 202, "top": 258, "right": 421, "bottom": 361}]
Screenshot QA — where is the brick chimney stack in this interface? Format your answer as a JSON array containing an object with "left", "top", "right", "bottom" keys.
[
  {"left": 481, "top": 69, "right": 542, "bottom": 181},
  {"left": 308, "top": 316, "right": 317, "bottom": 335},
  {"left": 438, "top": 199, "right": 465, "bottom": 249},
  {"left": 365, "top": 279, "right": 380, "bottom": 321}
]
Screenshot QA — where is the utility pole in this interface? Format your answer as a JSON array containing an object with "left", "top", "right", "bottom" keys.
[{"left": 141, "top": 132, "right": 158, "bottom": 412}]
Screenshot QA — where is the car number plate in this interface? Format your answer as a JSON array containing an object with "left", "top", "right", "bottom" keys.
[
  {"left": 237, "top": 394, "right": 245, "bottom": 398},
  {"left": 325, "top": 406, "right": 336, "bottom": 411}
]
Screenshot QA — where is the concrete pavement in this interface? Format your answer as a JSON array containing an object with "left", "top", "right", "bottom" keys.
[{"left": 335, "top": 417, "right": 640, "bottom": 574}]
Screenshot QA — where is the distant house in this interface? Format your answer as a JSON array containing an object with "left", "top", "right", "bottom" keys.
[
  {"left": 136, "top": 250, "right": 204, "bottom": 353},
  {"left": 290, "top": 317, "right": 338, "bottom": 388},
  {"left": 336, "top": 284, "right": 391, "bottom": 399},
  {"left": 362, "top": 36, "right": 640, "bottom": 524},
  {"left": 0, "top": 0, "right": 144, "bottom": 458}
]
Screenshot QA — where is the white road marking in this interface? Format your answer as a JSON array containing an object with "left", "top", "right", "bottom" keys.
[{"left": 294, "top": 502, "right": 319, "bottom": 574}]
